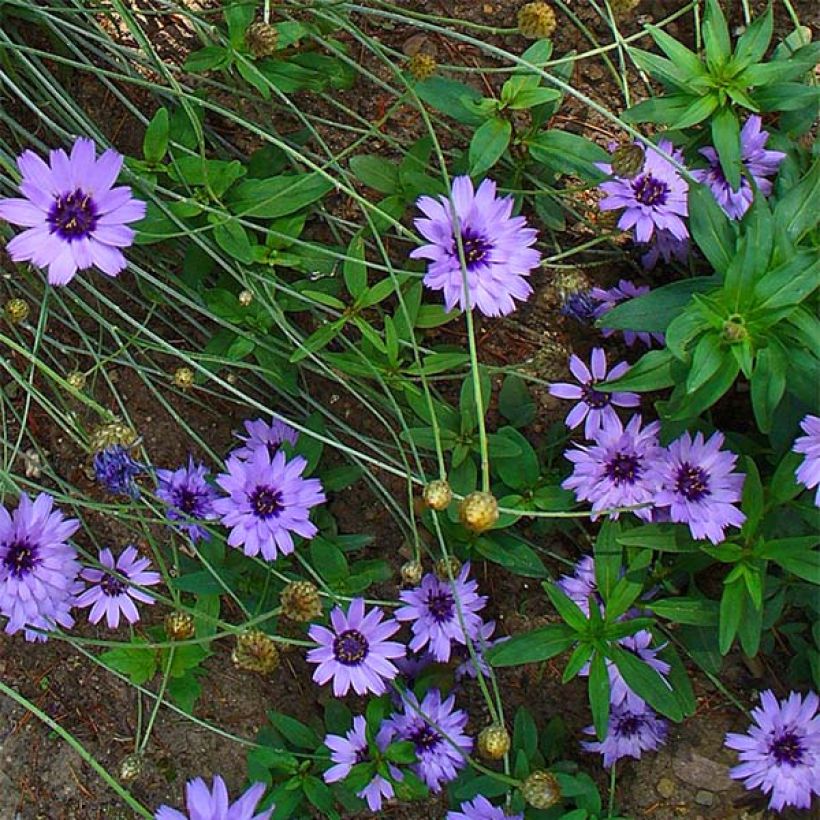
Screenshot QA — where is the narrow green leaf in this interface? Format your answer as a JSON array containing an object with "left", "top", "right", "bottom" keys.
[
  {"left": 598, "top": 349, "right": 676, "bottom": 393},
  {"left": 348, "top": 154, "right": 399, "bottom": 194},
  {"left": 589, "top": 653, "right": 611, "bottom": 740},
  {"left": 487, "top": 624, "right": 575, "bottom": 667},
  {"left": 469, "top": 117, "right": 512, "bottom": 177},
  {"left": 733, "top": 5, "right": 773, "bottom": 69},
  {"left": 718, "top": 578, "right": 744, "bottom": 655},
  {"left": 711, "top": 106, "right": 742, "bottom": 192},
  {"left": 609, "top": 646, "right": 682, "bottom": 721},
  {"left": 142, "top": 108, "right": 169, "bottom": 164},
  {"left": 688, "top": 184, "right": 737, "bottom": 273}
]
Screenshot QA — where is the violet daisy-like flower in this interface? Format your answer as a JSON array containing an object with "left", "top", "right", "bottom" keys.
[
  {"left": 0, "top": 493, "right": 81, "bottom": 642},
  {"left": 395, "top": 562, "right": 487, "bottom": 663},
  {"left": 154, "top": 775, "right": 272, "bottom": 820},
  {"left": 75, "top": 546, "right": 161, "bottom": 629},
  {"left": 793, "top": 414, "right": 820, "bottom": 507},
  {"left": 640, "top": 228, "right": 689, "bottom": 271},
  {"left": 590, "top": 280, "right": 665, "bottom": 347},
  {"left": 410, "top": 176, "right": 541, "bottom": 317},
  {"left": 156, "top": 457, "right": 219, "bottom": 542},
  {"left": 307, "top": 597, "right": 404, "bottom": 697},
  {"left": 232, "top": 417, "right": 299, "bottom": 462},
  {"left": 213, "top": 447, "right": 325, "bottom": 561},
  {"left": 383, "top": 688, "right": 472, "bottom": 792},
  {"left": 93, "top": 444, "right": 144, "bottom": 498},
  {"left": 582, "top": 701, "right": 668, "bottom": 768},
  {"left": 562, "top": 414, "right": 664, "bottom": 522},
  {"left": 446, "top": 795, "right": 524, "bottom": 820},
  {"left": 0, "top": 137, "right": 145, "bottom": 286},
  {"left": 692, "top": 116, "right": 786, "bottom": 220},
  {"left": 725, "top": 690, "right": 820, "bottom": 812},
  {"left": 548, "top": 348, "right": 640, "bottom": 439},
  {"left": 598, "top": 139, "right": 688, "bottom": 244},
  {"left": 655, "top": 430, "right": 746, "bottom": 545},
  {"left": 323, "top": 715, "right": 401, "bottom": 812},
  {"left": 556, "top": 555, "right": 601, "bottom": 616}
]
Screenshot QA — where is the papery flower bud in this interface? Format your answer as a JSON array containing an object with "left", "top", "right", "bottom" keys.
[
  {"left": 89, "top": 420, "right": 138, "bottom": 453},
  {"left": 232, "top": 630, "right": 280, "bottom": 674},
  {"left": 518, "top": 2, "right": 557, "bottom": 39},
  {"left": 521, "top": 770, "right": 562, "bottom": 809},
  {"left": 245, "top": 22, "right": 279, "bottom": 58},
  {"left": 459, "top": 491, "right": 499, "bottom": 533},
  {"left": 478, "top": 724, "right": 511, "bottom": 760},
  {"left": 165, "top": 611, "right": 195, "bottom": 641},
  {"left": 400, "top": 560, "right": 424, "bottom": 586},
  {"left": 119, "top": 752, "right": 144, "bottom": 783},
  {"left": 281, "top": 580, "right": 322, "bottom": 622},
  {"left": 408, "top": 52, "right": 437, "bottom": 81},
  {"left": 238, "top": 289, "right": 254, "bottom": 307},
  {"left": 423, "top": 479, "right": 453, "bottom": 511},
  {"left": 3, "top": 297, "right": 29, "bottom": 325},
  {"left": 66, "top": 371, "right": 87, "bottom": 391},
  {"left": 435, "top": 556, "right": 462, "bottom": 580},
  {"left": 173, "top": 366, "right": 195, "bottom": 390},
  {"left": 611, "top": 144, "right": 645, "bottom": 179}
]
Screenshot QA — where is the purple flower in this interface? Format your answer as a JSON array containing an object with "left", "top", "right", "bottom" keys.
[
  {"left": 307, "top": 597, "right": 404, "bottom": 697},
  {"left": 323, "top": 715, "right": 401, "bottom": 812},
  {"left": 395, "top": 649, "right": 436, "bottom": 686},
  {"left": 454, "top": 618, "right": 504, "bottom": 681},
  {"left": 598, "top": 140, "right": 688, "bottom": 244},
  {"left": 446, "top": 795, "right": 524, "bottom": 820},
  {"left": 556, "top": 555, "right": 601, "bottom": 616},
  {"left": 395, "top": 562, "right": 487, "bottom": 662},
  {"left": 725, "top": 690, "right": 819, "bottom": 812},
  {"left": 692, "top": 116, "right": 786, "bottom": 220},
  {"left": 93, "top": 444, "right": 143, "bottom": 498},
  {"left": 0, "top": 493, "right": 81, "bottom": 642},
  {"left": 154, "top": 775, "right": 272, "bottom": 820},
  {"left": 156, "top": 457, "right": 220, "bottom": 542},
  {"left": 548, "top": 348, "right": 640, "bottom": 439},
  {"left": 562, "top": 414, "right": 664, "bottom": 522},
  {"left": 582, "top": 701, "right": 668, "bottom": 768},
  {"left": 213, "top": 448, "right": 325, "bottom": 561},
  {"left": 383, "top": 688, "right": 472, "bottom": 792},
  {"left": 590, "top": 280, "right": 665, "bottom": 347},
  {"left": 793, "top": 414, "right": 820, "bottom": 507},
  {"left": 0, "top": 137, "right": 145, "bottom": 286},
  {"left": 75, "top": 546, "right": 161, "bottom": 629},
  {"left": 560, "top": 290, "right": 599, "bottom": 324},
  {"left": 410, "top": 176, "right": 541, "bottom": 317},
  {"left": 655, "top": 431, "right": 746, "bottom": 545},
  {"left": 640, "top": 228, "right": 689, "bottom": 270},
  {"left": 609, "top": 631, "right": 670, "bottom": 709},
  {"left": 232, "top": 417, "right": 299, "bottom": 462}
]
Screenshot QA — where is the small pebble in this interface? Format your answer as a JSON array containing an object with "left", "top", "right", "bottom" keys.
[
  {"left": 656, "top": 777, "right": 676, "bottom": 799},
  {"left": 695, "top": 790, "right": 715, "bottom": 807}
]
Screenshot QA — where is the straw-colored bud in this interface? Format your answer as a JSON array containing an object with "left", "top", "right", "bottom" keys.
[
  {"left": 173, "top": 366, "right": 195, "bottom": 390},
  {"left": 281, "top": 580, "right": 322, "bottom": 622},
  {"left": 165, "top": 611, "right": 195, "bottom": 641},
  {"left": 66, "top": 371, "right": 87, "bottom": 391},
  {"left": 400, "top": 560, "right": 424, "bottom": 586},
  {"left": 119, "top": 752, "right": 144, "bottom": 783},
  {"left": 435, "top": 556, "right": 462, "bottom": 580},
  {"left": 518, "top": 3, "right": 557, "bottom": 39},
  {"left": 232, "top": 630, "right": 280, "bottom": 674},
  {"left": 89, "top": 420, "right": 138, "bottom": 453},
  {"left": 611, "top": 144, "right": 645, "bottom": 179},
  {"left": 245, "top": 22, "right": 279, "bottom": 58},
  {"left": 459, "top": 491, "right": 499, "bottom": 533},
  {"left": 423, "top": 479, "right": 453, "bottom": 511},
  {"left": 4, "top": 298, "right": 29, "bottom": 325},
  {"left": 238, "top": 289, "right": 254, "bottom": 307},
  {"left": 608, "top": 0, "right": 641, "bottom": 18},
  {"left": 521, "top": 770, "right": 562, "bottom": 809},
  {"left": 408, "top": 52, "right": 437, "bottom": 81},
  {"left": 478, "top": 725, "right": 511, "bottom": 760}
]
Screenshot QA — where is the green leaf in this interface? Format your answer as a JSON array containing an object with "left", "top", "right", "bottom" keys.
[
  {"left": 750, "top": 345, "right": 786, "bottom": 433},
  {"left": 667, "top": 355, "right": 740, "bottom": 421},
  {"left": 623, "top": 93, "right": 695, "bottom": 124},
  {"left": 646, "top": 24, "right": 706, "bottom": 78},
  {"left": 528, "top": 131, "right": 609, "bottom": 182},
  {"left": 384, "top": 740, "right": 417, "bottom": 764},
  {"left": 494, "top": 427, "right": 539, "bottom": 488},
  {"left": 184, "top": 45, "right": 230, "bottom": 73},
  {"left": 589, "top": 653, "right": 611, "bottom": 740},
  {"left": 630, "top": 48, "right": 693, "bottom": 90},
  {"left": 546, "top": 582, "right": 589, "bottom": 633},
  {"left": 487, "top": 623, "right": 575, "bottom": 667},
  {"left": 303, "top": 776, "right": 338, "bottom": 818},
  {"left": 225, "top": 0, "right": 254, "bottom": 48},
  {"left": 753, "top": 251, "right": 820, "bottom": 312},
  {"left": 469, "top": 117, "right": 512, "bottom": 177},
  {"left": 737, "top": 581, "right": 763, "bottom": 657},
  {"left": 703, "top": 0, "right": 732, "bottom": 67},
  {"left": 752, "top": 82, "right": 820, "bottom": 112},
  {"left": 100, "top": 641, "right": 157, "bottom": 685},
  {"left": 598, "top": 349, "right": 676, "bottom": 393},
  {"left": 616, "top": 523, "right": 700, "bottom": 552},
  {"left": 594, "top": 520, "right": 623, "bottom": 602},
  {"left": 718, "top": 578, "right": 744, "bottom": 655},
  {"left": 507, "top": 87, "right": 561, "bottom": 109},
  {"left": 498, "top": 374, "right": 536, "bottom": 428},
  {"left": 228, "top": 173, "right": 334, "bottom": 219},
  {"left": 648, "top": 597, "right": 719, "bottom": 626},
  {"left": 513, "top": 707, "right": 538, "bottom": 758},
  {"left": 733, "top": 5, "right": 773, "bottom": 69},
  {"left": 212, "top": 218, "right": 255, "bottom": 264},
  {"left": 348, "top": 154, "right": 399, "bottom": 194},
  {"left": 289, "top": 319, "right": 345, "bottom": 363},
  {"left": 686, "top": 332, "right": 725, "bottom": 393},
  {"left": 168, "top": 671, "right": 202, "bottom": 714},
  {"left": 759, "top": 537, "right": 820, "bottom": 583},
  {"left": 673, "top": 93, "right": 720, "bottom": 129},
  {"left": 343, "top": 235, "right": 367, "bottom": 299},
  {"left": 268, "top": 711, "right": 320, "bottom": 749},
  {"left": 689, "top": 183, "right": 737, "bottom": 273},
  {"left": 415, "top": 76, "right": 484, "bottom": 125},
  {"left": 310, "top": 538, "right": 349, "bottom": 585},
  {"left": 143, "top": 107, "right": 169, "bottom": 164},
  {"left": 609, "top": 646, "right": 682, "bottom": 721},
  {"left": 473, "top": 533, "right": 546, "bottom": 578},
  {"left": 773, "top": 158, "right": 819, "bottom": 243}
]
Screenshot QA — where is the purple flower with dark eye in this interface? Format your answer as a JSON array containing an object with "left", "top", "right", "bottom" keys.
[
  {"left": 93, "top": 445, "right": 144, "bottom": 498},
  {"left": 75, "top": 546, "right": 161, "bottom": 629},
  {"left": 213, "top": 448, "right": 325, "bottom": 561},
  {"left": 383, "top": 688, "right": 472, "bottom": 792},
  {"left": 0, "top": 137, "right": 145, "bottom": 286},
  {"left": 725, "top": 690, "right": 819, "bottom": 812},
  {"left": 590, "top": 280, "right": 665, "bottom": 347},
  {"left": 447, "top": 795, "right": 524, "bottom": 820},
  {"left": 655, "top": 431, "right": 746, "bottom": 545},
  {"left": 692, "top": 116, "right": 786, "bottom": 220},
  {"left": 793, "top": 414, "right": 820, "bottom": 507},
  {"left": 156, "top": 457, "right": 219, "bottom": 542},
  {"left": 640, "top": 228, "right": 689, "bottom": 270},
  {"left": 562, "top": 414, "right": 664, "bottom": 522},
  {"left": 598, "top": 140, "right": 688, "bottom": 244},
  {"left": 582, "top": 700, "right": 668, "bottom": 767},
  {"left": 306, "top": 597, "right": 404, "bottom": 697},
  {"left": 322, "top": 715, "right": 401, "bottom": 812},
  {"left": 0, "top": 493, "right": 81, "bottom": 642},
  {"left": 395, "top": 563, "right": 487, "bottom": 663},
  {"left": 410, "top": 176, "right": 541, "bottom": 317},
  {"left": 232, "top": 417, "right": 299, "bottom": 462},
  {"left": 154, "top": 775, "right": 272, "bottom": 820},
  {"left": 557, "top": 555, "right": 601, "bottom": 616},
  {"left": 549, "top": 348, "right": 640, "bottom": 439}
]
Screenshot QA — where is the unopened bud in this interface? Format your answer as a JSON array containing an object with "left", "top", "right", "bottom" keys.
[
  {"left": 89, "top": 420, "right": 138, "bottom": 453},
  {"left": 245, "top": 22, "right": 279, "bottom": 58},
  {"left": 66, "top": 371, "right": 87, "bottom": 391},
  {"left": 722, "top": 315, "right": 748, "bottom": 344},
  {"left": 4, "top": 298, "right": 29, "bottom": 325},
  {"left": 408, "top": 52, "right": 437, "bottom": 81},
  {"left": 238, "top": 289, "right": 254, "bottom": 307},
  {"left": 521, "top": 770, "right": 562, "bottom": 809},
  {"left": 232, "top": 630, "right": 280, "bottom": 674},
  {"left": 435, "top": 556, "right": 462, "bottom": 580},
  {"left": 400, "top": 560, "right": 424, "bottom": 586},
  {"left": 611, "top": 143, "right": 645, "bottom": 179},
  {"left": 173, "top": 366, "right": 195, "bottom": 390},
  {"left": 518, "top": 2, "right": 557, "bottom": 39},
  {"left": 165, "top": 611, "right": 195, "bottom": 641},
  {"left": 281, "top": 580, "right": 322, "bottom": 622},
  {"left": 119, "top": 752, "right": 144, "bottom": 783},
  {"left": 459, "top": 491, "right": 499, "bottom": 533},
  {"left": 423, "top": 479, "right": 453, "bottom": 511},
  {"left": 478, "top": 725, "right": 511, "bottom": 760}
]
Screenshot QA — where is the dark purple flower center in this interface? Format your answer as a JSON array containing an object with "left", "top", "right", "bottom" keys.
[
  {"left": 48, "top": 188, "right": 98, "bottom": 240},
  {"left": 332, "top": 629, "right": 369, "bottom": 665},
  {"left": 410, "top": 724, "right": 441, "bottom": 752},
  {"left": 631, "top": 174, "right": 669, "bottom": 207},
  {"left": 582, "top": 382, "right": 609, "bottom": 409},
  {"left": 561, "top": 291, "right": 599, "bottom": 323},
  {"left": 101, "top": 572, "right": 126, "bottom": 597},
  {"left": 605, "top": 452, "right": 642, "bottom": 485},
  {"left": 674, "top": 463, "right": 710, "bottom": 502},
  {"left": 615, "top": 714, "right": 642, "bottom": 737},
  {"left": 250, "top": 485, "right": 283, "bottom": 518},
  {"left": 426, "top": 590, "right": 455, "bottom": 622},
  {"left": 770, "top": 730, "right": 805, "bottom": 767},
  {"left": 2, "top": 540, "right": 39, "bottom": 577},
  {"left": 174, "top": 487, "right": 201, "bottom": 514},
  {"left": 355, "top": 746, "right": 368, "bottom": 764},
  {"left": 459, "top": 229, "right": 491, "bottom": 269}
]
